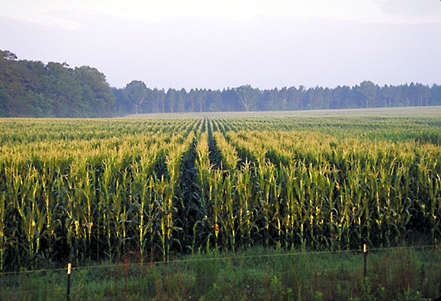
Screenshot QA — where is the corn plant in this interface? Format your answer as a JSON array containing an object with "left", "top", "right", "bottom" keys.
[{"left": 1, "top": 114, "right": 441, "bottom": 271}]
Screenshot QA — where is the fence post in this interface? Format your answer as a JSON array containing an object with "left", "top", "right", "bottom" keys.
[
  {"left": 363, "top": 244, "right": 367, "bottom": 278},
  {"left": 67, "top": 263, "right": 72, "bottom": 301}
]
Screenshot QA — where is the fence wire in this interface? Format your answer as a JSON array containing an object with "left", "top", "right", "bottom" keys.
[
  {"left": 1, "top": 244, "right": 441, "bottom": 300},
  {"left": 0, "top": 244, "right": 438, "bottom": 276}
]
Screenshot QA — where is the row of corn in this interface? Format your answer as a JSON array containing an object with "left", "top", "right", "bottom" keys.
[
  {"left": 198, "top": 120, "right": 441, "bottom": 252},
  {"left": 0, "top": 116, "right": 440, "bottom": 271},
  {"left": 0, "top": 118, "right": 199, "bottom": 270}
]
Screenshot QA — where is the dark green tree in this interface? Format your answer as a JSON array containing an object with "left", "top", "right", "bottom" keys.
[
  {"left": 0, "top": 86, "right": 11, "bottom": 117},
  {"left": 235, "top": 85, "right": 259, "bottom": 111},
  {"left": 166, "top": 88, "right": 177, "bottom": 113},
  {"left": 359, "top": 80, "right": 377, "bottom": 108},
  {"left": 123, "top": 80, "right": 148, "bottom": 114}
]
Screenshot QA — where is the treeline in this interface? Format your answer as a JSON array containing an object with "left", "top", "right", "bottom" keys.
[
  {"left": 1, "top": 50, "right": 441, "bottom": 117},
  {"left": 0, "top": 50, "right": 115, "bottom": 117},
  {"left": 114, "top": 80, "right": 441, "bottom": 115}
]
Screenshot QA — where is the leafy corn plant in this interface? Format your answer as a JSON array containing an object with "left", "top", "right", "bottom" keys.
[{"left": 0, "top": 113, "right": 441, "bottom": 271}]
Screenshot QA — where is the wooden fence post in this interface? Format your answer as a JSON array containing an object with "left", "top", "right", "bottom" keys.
[
  {"left": 67, "top": 263, "right": 72, "bottom": 301},
  {"left": 363, "top": 244, "right": 367, "bottom": 278}
]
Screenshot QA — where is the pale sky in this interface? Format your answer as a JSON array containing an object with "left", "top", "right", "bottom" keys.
[{"left": 1, "top": 0, "right": 441, "bottom": 90}]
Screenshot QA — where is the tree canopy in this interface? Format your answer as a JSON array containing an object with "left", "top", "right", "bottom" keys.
[
  {"left": 113, "top": 81, "right": 440, "bottom": 115},
  {"left": 0, "top": 51, "right": 114, "bottom": 117},
  {"left": 1, "top": 50, "right": 440, "bottom": 117}
]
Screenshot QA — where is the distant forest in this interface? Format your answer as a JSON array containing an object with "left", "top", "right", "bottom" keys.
[{"left": 1, "top": 50, "right": 441, "bottom": 117}]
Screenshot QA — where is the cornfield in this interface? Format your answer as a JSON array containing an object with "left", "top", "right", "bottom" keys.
[{"left": 1, "top": 108, "right": 441, "bottom": 271}]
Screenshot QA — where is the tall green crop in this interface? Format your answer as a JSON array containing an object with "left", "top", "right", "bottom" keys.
[{"left": 0, "top": 113, "right": 441, "bottom": 271}]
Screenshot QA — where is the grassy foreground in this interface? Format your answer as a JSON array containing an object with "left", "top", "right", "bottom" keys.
[{"left": 2, "top": 245, "right": 441, "bottom": 301}]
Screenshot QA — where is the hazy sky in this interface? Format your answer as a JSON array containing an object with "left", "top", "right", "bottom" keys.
[{"left": 1, "top": 0, "right": 441, "bottom": 90}]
